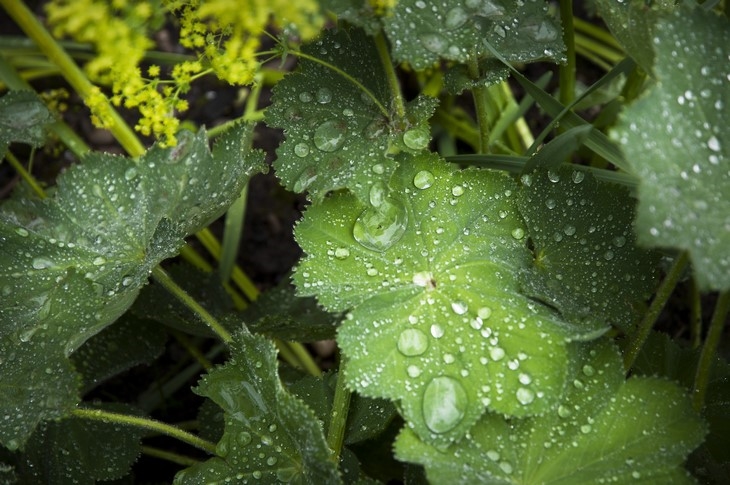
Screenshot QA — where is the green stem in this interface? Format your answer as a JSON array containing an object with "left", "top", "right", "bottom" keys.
[
  {"left": 693, "top": 291, "right": 730, "bottom": 411},
  {"left": 623, "top": 252, "right": 689, "bottom": 371},
  {"left": 4, "top": 150, "right": 46, "bottom": 198},
  {"left": 374, "top": 31, "right": 405, "bottom": 120},
  {"left": 688, "top": 277, "right": 703, "bottom": 349},
  {"left": 295, "top": 50, "right": 389, "bottom": 118},
  {"left": 326, "top": 362, "right": 352, "bottom": 462},
  {"left": 151, "top": 266, "right": 233, "bottom": 344},
  {"left": 467, "top": 58, "right": 491, "bottom": 154},
  {"left": 141, "top": 445, "right": 201, "bottom": 467},
  {"left": 72, "top": 407, "right": 216, "bottom": 454},
  {"left": 559, "top": 0, "right": 576, "bottom": 106},
  {"left": 0, "top": 0, "right": 144, "bottom": 156}
]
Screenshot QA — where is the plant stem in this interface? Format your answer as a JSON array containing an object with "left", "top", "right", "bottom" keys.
[
  {"left": 623, "top": 252, "right": 689, "bottom": 371},
  {"left": 0, "top": 0, "right": 145, "bottom": 157},
  {"left": 326, "top": 362, "right": 352, "bottom": 463},
  {"left": 559, "top": 0, "right": 576, "bottom": 106},
  {"left": 374, "top": 31, "right": 405, "bottom": 120},
  {"left": 688, "top": 277, "right": 703, "bottom": 349},
  {"left": 468, "top": 58, "right": 491, "bottom": 154},
  {"left": 72, "top": 407, "right": 216, "bottom": 454},
  {"left": 140, "top": 445, "right": 201, "bottom": 467},
  {"left": 4, "top": 151, "right": 46, "bottom": 198},
  {"left": 692, "top": 290, "right": 730, "bottom": 411},
  {"left": 151, "top": 266, "right": 233, "bottom": 344}
]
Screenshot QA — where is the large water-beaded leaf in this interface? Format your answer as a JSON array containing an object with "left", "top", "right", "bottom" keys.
[
  {"left": 267, "top": 28, "right": 437, "bottom": 203},
  {"left": 517, "top": 167, "right": 660, "bottom": 332},
  {"left": 0, "top": 123, "right": 264, "bottom": 449},
  {"left": 612, "top": 7, "right": 730, "bottom": 291},
  {"left": 0, "top": 90, "right": 55, "bottom": 160},
  {"left": 382, "top": 0, "right": 566, "bottom": 70},
  {"left": 295, "top": 153, "right": 601, "bottom": 446},
  {"left": 395, "top": 340, "right": 707, "bottom": 483},
  {"left": 175, "top": 329, "right": 341, "bottom": 484}
]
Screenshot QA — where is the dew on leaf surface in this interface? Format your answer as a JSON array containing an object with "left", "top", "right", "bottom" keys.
[
  {"left": 294, "top": 143, "right": 310, "bottom": 157},
  {"left": 516, "top": 387, "right": 535, "bottom": 405},
  {"left": 420, "top": 33, "right": 447, "bottom": 54},
  {"left": 422, "top": 376, "right": 468, "bottom": 433},
  {"left": 451, "top": 300, "right": 468, "bottom": 315},
  {"left": 313, "top": 120, "right": 347, "bottom": 152},
  {"left": 444, "top": 7, "right": 469, "bottom": 29},
  {"left": 413, "top": 170, "right": 435, "bottom": 189},
  {"left": 511, "top": 228, "right": 525, "bottom": 240},
  {"left": 489, "top": 347, "right": 505, "bottom": 361},
  {"left": 369, "top": 182, "right": 387, "bottom": 208},
  {"left": 315, "top": 87, "right": 332, "bottom": 104},
  {"left": 334, "top": 247, "right": 350, "bottom": 259},
  {"left": 15, "top": 227, "right": 29, "bottom": 237},
  {"left": 352, "top": 198, "right": 408, "bottom": 252},
  {"left": 403, "top": 127, "right": 430, "bottom": 150},
  {"left": 372, "top": 163, "right": 385, "bottom": 174},
  {"left": 451, "top": 185, "right": 464, "bottom": 197}
]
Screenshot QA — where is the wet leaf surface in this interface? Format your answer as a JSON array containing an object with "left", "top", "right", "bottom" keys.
[{"left": 0, "top": 90, "right": 55, "bottom": 159}]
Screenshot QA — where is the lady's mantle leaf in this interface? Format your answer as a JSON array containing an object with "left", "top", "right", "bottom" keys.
[
  {"left": 383, "top": 0, "right": 566, "bottom": 70},
  {"left": 395, "top": 340, "right": 707, "bottom": 484},
  {"left": 295, "top": 154, "right": 600, "bottom": 447},
  {"left": 267, "top": 28, "right": 437, "bottom": 203},
  {"left": 517, "top": 167, "right": 660, "bottom": 332},
  {"left": 612, "top": 7, "right": 730, "bottom": 291},
  {"left": 174, "top": 329, "right": 341, "bottom": 485},
  {"left": 0, "top": 91, "right": 55, "bottom": 159},
  {"left": 0, "top": 123, "right": 264, "bottom": 450}
]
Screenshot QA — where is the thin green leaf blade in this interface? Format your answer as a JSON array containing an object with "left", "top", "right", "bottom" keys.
[
  {"left": 395, "top": 340, "right": 707, "bottom": 484},
  {"left": 175, "top": 329, "right": 341, "bottom": 484},
  {"left": 295, "top": 154, "right": 600, "bottom": 446},
  {"left": 612, "top": 7, "right": 730, "bottom": 290}
]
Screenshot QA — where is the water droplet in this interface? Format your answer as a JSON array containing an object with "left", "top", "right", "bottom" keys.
[
  {"left": 121, "top": 276, "right": 134, "bottom": 286},
  {"left": 525, "top": 20, "right": 558, "bottom": 42},
  {"left": 313, "top": 120, "right": 347, "bottom": 152},
  {"left": 557, "top": 404, "right": 571, "bottom": 418},
  {"left": 334, "top": 247, "right": 350, "bottom": 259},
  {"left": 580, "top": 424, "right": 592, "bottom": 434},
  {"left": 452, "top": 185, "right": 464, "bottom": 197},
  {"left": 413, "top": 170, "right": 435, "bottom": 189},
  {"left": 363, "top": 117, "right": 387, "bottom": 139},
  {"left": 267, "top": 456, "right": 278, "bottom": 466},
  {"left": 412, "top": 271, "right": 434, "bottom": 287},
  {"left": 545, "top": 199, "right": 556, "bottom": 209},
  {"left": 369, "top": 182, "right": 387, "bottom": 208},
  {"left": 451, "top": 301, "right": 468, "bottom": 315},
  {"left": 124, "top": 167, "right": 138, "bottom": 180},
  {"left": 316, "top": 87, "right": 332, "bottom": 104},
  {"left": 478, "top": 307, "right": 492, "bottom": 319},
  {"left": 352, "top": 198, "right": 408, "bottom": 252},
  {"left": 422, "top": 376, "right": 468, "bottom": 433},
  {"left": 489, "top": 347, "right": 505, "bottom": 361},
  {"left": 237, "top": 431, "right": 252, "bottom": 445},
  {"left": 420, "top": 33, "right": 447, "bottom": 54},
  {"left": 216, "top": 440, "right": 229, "bottom": 457},
  {"left": 372, "top": 163, "right": 385, "bottom": 174},
  {"left": 571, "top": 170, "right": 585, "bottom": 183},
  {"left": 516, "top": 387, "right": 535, "bottom": 405},
  {"left": 520, "top": 174, "right": 533, "bottom": 186},
  {"left": 403, "top": 127, "right": 430, "bottom": 150},
  {"left": 444, "top": 7, "right": 469, "bottom": 29},
  {"left": 499, "top": 461, "right": 513, "bottom": 474},
  {"left": 15, "top": 227, "right": 29, "bottom": 237},
  {"left": 518, "top": 373, "right": 532, "bottom": 385},
  {"left": 563, "top": 225, "right": 576, "bottom": 236},
  {"left": 430, "top": 324, "right": 444, "bottom": 338},
  {"left": 582, "top": 364, "right": 595, "bottom": 376},
  {"left": 298, "top": 92, "right": 313, "bottom": 103},
  {"left": 613, "top": 236, "right": 626, "bottom": 248},
  {"left": 707, "top": 135, "right": 720, "bottom": 152},
  {"left": 547, "top": 170, "right": 561, "bottom": 183},
  {"left": 511, "top": 228, "right": 524, "bottom": 240},
  {"left": 407, "top": 365, "right": 422, "bottom": 377},
  {"left": 277, "top": 468, "right": 297, "bottom": 483},
  {"left": 293, "top": 167, "right": 318, "bottom": 193},
  {"left": 603, "top": 250, "right": 615, "bottom": 261},
  {"left": 397, "top": 329, "right": 429, "bottom": 356},
  {"left": 294, "top": 143, "right": 310, "bottom": 157},
  {"left": 32, "top": 257, "right": 54, "bottom": 270},
  {"left": 93, "top": 256, "right": 106, "bottom": 266},
  {"left": 486, "top": 449, "right": 500, "bottom": 461}
]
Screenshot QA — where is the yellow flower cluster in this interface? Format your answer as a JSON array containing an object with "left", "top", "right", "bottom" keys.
[
  {"left": 45, "top": 0, "right": 323, "bottom": 146},
  {"left": 168, "top": 0, "right": 323, "bottom": 86}
]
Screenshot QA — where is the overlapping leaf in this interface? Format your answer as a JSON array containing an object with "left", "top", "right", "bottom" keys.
[
  {"left": 0, "top": 90, "right": 54, "bottom": 159},
  {"left": 382, "top": 0, "right": 566, "bottom": 70},
  {"left": 395, "top": 340, "right": 707, "bottom": 483},
  {"left": 613, "top": 7, "right": 730, "bottom": 290},
  {"left": 175, "top": 329, "right": 340, "bottom": 484},
  {"left": 517, "top": 167, "right": 661, "bottom": 332},
  {"left": 295, "top": 153, "right": 601, "bottom": 447},
  {"left": 267, "top": 28, "right": 437, "bottom": 203},
  {"left": 0, "top": 123, "right": 264, "bottom": 449}
]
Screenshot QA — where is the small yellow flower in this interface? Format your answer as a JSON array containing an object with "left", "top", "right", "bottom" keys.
[{"left": 147, "top": 65, "right": 160, "bottom": 77}]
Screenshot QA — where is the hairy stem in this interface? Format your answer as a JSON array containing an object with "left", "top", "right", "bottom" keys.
[
  {"left": 72, "top": 407, "right": 216, "bottom": 454},
  {"left": 693, "top": 290, "right": 730, "bottom": 411},
  {"left": 468, "top": 58, "right": 491, "bottom": 154},
  {"left": 326, "top": 361, "right": 352, "bottom": 463},
  {"left": 374, "top": 31, "right": 405, "bottom": 120}
]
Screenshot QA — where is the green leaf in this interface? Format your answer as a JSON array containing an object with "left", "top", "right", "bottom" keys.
[
  {"left": 0, "top": 123, "right": 264, "bottom": 449},
  {"left": 516, "top": 167, "right": 661, "bottom": 331},
  {"left": 71, "top": 315, "right": 167, "bottom": 394},
  {"left": 383, "top": 0, "right": 565, "bottom": 70},
  {"left": 395, "top": 340, "right": 707, "bottom": 484},
  {"left": 0, "top": 90, "right": 55, "bottom": 159},
  {"left": 266, "top": 28, "right": 437, "bottom": 203},
  {"left": 174, "top": 329, "right": 341, "bottom": 484},
  {"left": 17, "top": 404, "right": 144, "bottom": 484},
  {"left": 320, "top": 0, "right": 383, "bottom": 35},
  {"left": 613, "top": 7, "right": 730, "bottom": 291},
  {"left": 295, "top": 153, "right": 600, "bottom": 446}
]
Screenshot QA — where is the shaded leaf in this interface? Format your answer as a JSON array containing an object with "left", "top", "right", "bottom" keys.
[
  {"left": 383, "top": 0, "right": 565, "bottom": 70},
  {"left": 0, "top": 91, "right": 54, "bottom": 159},
  {"left": 517, "top": 167, "right": 660, "bottom": 332},
  {"left": 174, "top": 329, "right": 341, "bottom": 484},
  {"left": 395, "top": 340, "right": 707, "bottom": 484},
  {"left": 295, "top": 153, "right": 600, "bottom": 446},
  {"left": 0, "top": 123, "right": 264, "bottom": 449},
  {"left": 267, "top": 28, "right": 437, "bottom": 203},
  {"left": 612, "top": 7, "right": 730, "bottom": 290}
]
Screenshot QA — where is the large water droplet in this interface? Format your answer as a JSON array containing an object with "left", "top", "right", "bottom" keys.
[
  {"left": 525, "top": 21, "right": 558, "bottom": 42},
  {"left": 571, "top": 170, "right": 585, "bottom": 183},
  {"left": 403, "top": 127, "right": 430, "bottom": 150},
  {"left": 451, "top": 300, "right": 468, "bottom": 315},
  {"left": 511, "top": 228, "right": 525, "bottom": 240},
  {"left": 32, "top": 257, "right": 54, "bottom": 270},
  {"left": 430, "top": 323, "right": 445, "bottom": 338},
  {"left": 445, "top": 7, "right": 469, "bottom": 29},
  {"left": 352, "top": 198, "right": 408, "bottom": 252},
  {"left": 516, "top": 387, "right": 535, "bottom": 405},
  {"left": 334, "top": 247, "right": 350, "bottom": 259},
  {"left": 294, "top": 143, "right": 310, "bottom": 157},
  {"left": 15, "top": 227, "right": 29, "bottom": 237},
  {"left": 298, "top": 92, "right": 313, "bottom": 103},
  {"left": 316, "top": 87, "right": 332, "bottom": 104},
  {"left": 293, "top": 166, "right": 318, "bottom": 193},
  {"left": 420, "top": 33, "right": 447, "bottom": 54},
  {"left": 413, "top": 170, "right": 435, "bottom": 190},
  {"left": 422, "top": 376, "right": 468, "bottom": 433},
  {"left": 124, "top": 167, "right": 138, "bottom": 181},
  {"left": 314, "top": 120, "right": 347, "bottom": 152},
  {"left": 489, "top": 347, "right": 505, "bottom": 361},
  {"left": 398, "top": 329, "right": 429, "bottom": 356},
  {"left": 369, "top": 182, "right": 387, "bottom": 208}
]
